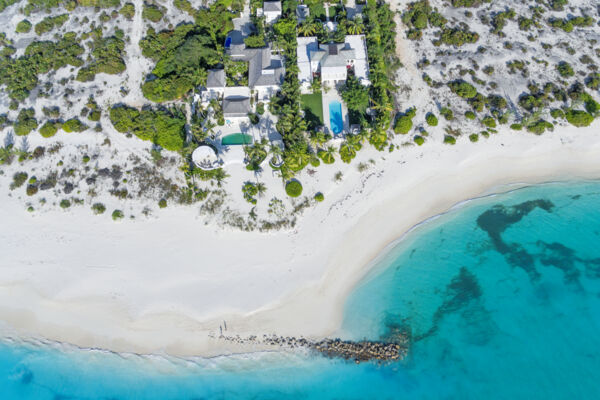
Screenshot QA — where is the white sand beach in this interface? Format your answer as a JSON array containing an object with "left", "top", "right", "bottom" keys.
[{"left": 1, "top": 123, "right": 600, "bottom": 356}]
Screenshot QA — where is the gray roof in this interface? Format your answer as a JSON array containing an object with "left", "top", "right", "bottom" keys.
[
  {"left": 248, "top": 48, "right": 284, "bottom": 87},
  {"left": 313, "top": 43, "right": 355, "bottom": 68},
  {"left": 225, "top": 37, "right": 285, "bottom": 88},
  {"left": 223, "top": 96, "right": 251, "bottom": 117},
  {"left": 263, "top": 1, "right": 281, "bottom": 12},
  {"left": 206, "top": 69, "right": 225, "bottom": 88}
]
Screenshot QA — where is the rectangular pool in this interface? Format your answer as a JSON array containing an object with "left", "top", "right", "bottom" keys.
[
  {"left": 221, "top": 133, "right": 253, "bottom": 146},
  {"left": 329, "top": 101, "right": 343, "bottom": 135}
]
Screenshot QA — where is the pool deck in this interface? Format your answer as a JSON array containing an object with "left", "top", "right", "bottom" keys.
[{"left": 322, "top": 88, "right": 349, "bottom": 137}]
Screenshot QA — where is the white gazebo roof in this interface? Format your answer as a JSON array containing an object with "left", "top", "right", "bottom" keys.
[{"left": 192, "top": 145, "right": 220, "bottom": 170}]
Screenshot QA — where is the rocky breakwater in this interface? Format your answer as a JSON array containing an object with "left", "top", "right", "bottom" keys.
[
  {"left": 217, "top": 332, "right": 409, "bottom": 363},
  {"left": 311, "top": 338, "right": 408, "bottom": 363}
]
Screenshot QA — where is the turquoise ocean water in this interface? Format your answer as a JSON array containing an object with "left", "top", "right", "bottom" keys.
[{"left": 2, "top": 181, "right": 600, "bottom": 399}]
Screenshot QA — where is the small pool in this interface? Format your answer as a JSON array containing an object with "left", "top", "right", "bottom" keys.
[
  {"left": 221, "top": 133, "right": 253, "bottom": 146},
  {"left": 329, "top": 101, "right": 343, "bottom": 135}
]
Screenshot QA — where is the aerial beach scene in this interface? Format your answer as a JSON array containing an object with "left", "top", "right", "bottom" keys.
[{"left": 1, "top": 0, "right": 600, "bottom": 397}]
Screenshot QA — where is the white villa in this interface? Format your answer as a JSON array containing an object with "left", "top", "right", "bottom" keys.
[
  {"left": 297, "top": 35, "right": 370, "bottom": 93},
  {"left": 257, "top": 0, "right": 282, "bottom": 24},
  {"left": 200, "top": 29, "right": 284, "bottom": 118}
]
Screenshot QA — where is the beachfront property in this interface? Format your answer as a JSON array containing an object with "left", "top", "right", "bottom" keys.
[
  {"left": 297, "top": 34, "right": 370, "bottom": 136},
  {"left": 297, "top": 35, "right": 370, "bottom": 91},
  {"left": 256, "top": 0, "right": 282, "bottom": 24}
]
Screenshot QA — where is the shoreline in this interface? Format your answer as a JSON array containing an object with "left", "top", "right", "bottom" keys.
[{"left": 1, "top": 125, "right": 600, "bottom": 356}]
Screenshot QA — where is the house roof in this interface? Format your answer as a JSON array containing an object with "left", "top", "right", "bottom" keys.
[
  {"left": 263, "top": 0, "right": 281, "bottom": 12},
  {"left": 248, "top": 51, "right": 284, "bottom": 87},
  {"left": 223, "top": 96, "right": 251, "bottom": 116},
  {"left": 206, "top": 69, "right": 225, "bottom": 88}
]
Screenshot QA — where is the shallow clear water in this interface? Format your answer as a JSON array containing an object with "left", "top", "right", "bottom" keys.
[{"left": 2, "top": 181, "right": 600, "bottom": 399}]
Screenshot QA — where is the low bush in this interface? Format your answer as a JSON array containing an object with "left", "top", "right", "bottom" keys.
[
  {"left": 10, "top": 172, "right": 28, "bottom": 190},
  {"left": 16, "top": 20, "right": 32, "bottom": 33},
  {"left": 448, "top": 80, "right": 477, "bottom": 99},
  {"left": 414, "top": 135, "right": 425, "bottom": 146},
  {"left": 92, "top": 203, "right": 106, "bottom": 214},
  {"left": 314, "top": 192, "right": 324, "bottom": 202},
  {"left": 39, "top": 121, "right": 60, "bottom": 138},
  {"left": 285, "top": 181, "right": 303, "bottom": 197},
  {"left": 112, "top": 209, "right": 124, "bottom": 221},
  {"left": 443, "top": 135, "right": 456, "bottom": 145},
  {"left": 565, "top": 109, "right": 594, "bottom": 127},
  {"left": 62, "top": 118, "right": 87, "bottom": 132},
  {"left": 60, "top": 199, "right": 71, "bottom": 208},
  {"left": 158, "top": 198, "right": 167, "bottom": 208},
  {"left": 425, "top": 112, "right": 438, "bottom": 126},
  {"left": 469, "top": 133, "right": 479, "bottom": 142},
  {"left": 481, "top": 116, "right": 496, "bottom": 128}
]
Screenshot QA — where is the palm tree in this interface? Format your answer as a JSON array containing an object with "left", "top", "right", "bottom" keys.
[
  {"left": 318, "top": 145, "right": 336, "bottom": 164},
  {"left": 0, "top": 144, "right": 15, "bottom": 165},
  {"left": 256, "top": 182, "right": 267, "bottom": 197},
  {"left": 339, "top": 134, "right": 362, "bottom": 163},
  {"left": 346, "top": 17, "right": 365, "bottom": 35}
]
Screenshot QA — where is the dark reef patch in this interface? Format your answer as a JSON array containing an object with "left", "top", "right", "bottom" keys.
[
  {"left": 476, "top": 199, "right": 554, "bottom": 280},
  {"left": 537, "top": 241, "right": 582, "bottom": 286}
]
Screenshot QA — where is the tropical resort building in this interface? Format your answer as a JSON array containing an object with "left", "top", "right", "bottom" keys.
[
  {"left": 297, "top": 35, "right": 370, "bottom": 92},
  {"left": 297, "top": 34, "right": 370, "bottom": 136},
  {"left": 257, "top": 0, "right": 282, "bottom": 24}
]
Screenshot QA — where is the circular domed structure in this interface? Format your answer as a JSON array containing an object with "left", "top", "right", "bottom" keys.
[{"left": 192, "top": 145, "right": 220, "bottom": 170}]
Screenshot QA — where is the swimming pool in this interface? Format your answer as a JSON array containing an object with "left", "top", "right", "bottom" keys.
[
  {"left": 221, "top": 133, "right": 253, "bottom": 146},
  {"left": 329, "top": 101, "right": 343, "bottom": 135}
]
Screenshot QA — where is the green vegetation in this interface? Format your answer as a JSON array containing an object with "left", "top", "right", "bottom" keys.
[
  {"left": 10, "top": 172, "right": 28, "bottom": 189},
  {"left": 109, "top": 105, "right": 186, "bottom": 151},
  {"left": 394, "top": 108, "right": 416, "bottom": 134},
  {"left": 142, "top": 3, "right": 165, "bottom": 22},
  {"left": 92, "top": 203, "right": 106, "bottom": 214},
  {"left": 39, "top": 121, "right": 60, "bottom": 137},
  {"left": 468, "top": 133, "right": 478, "bottom": 142},
  {"left": 14, "top": 108, "right": 38, "bottom": 136},
  {"left": 242, "top": 181, "right": 265, "bottom": 204},
  {"left": 119, "top": 2, "right": 135, "bottom": 19},
  {"left": 158, "top": 198, "right": 167, "bottom": 208},
  {"left": 556, "top": 61, "right": 574, "bottom": 78},
  {"left": 301, "top": 92, "right": 324, "bottom": 128},
  {"left": 464, "top": 110, "right": 476, "bottom": 120},
  {"left": 448, "top": 80, "right": 477, "bottom": 99},
  {"left": 565, "top": 109, "right": 594, "bottom": 127},
  {"left": 60, "top": 199, "right": 71, "bottom": 208},
  {"left": 16, "top": 20, "right": 32, "bottom": 33},
  {"left": 481, "top": 116, "right": 496, "bottom": 128},
  {"left": 35, "top": 14, "right": 69, "bottom": 35},
  {"left": 76, "top": 29, "right": 126, "bottom": 81},
  {"left": 340, "top": 75, "right": 369, "bottom": 114},
  {"left": 112, "top": 209, "right": 124, "bottom": 221},
  {"left": 435, "top": 27, "right": 479, "bottom": 47},
  {"left": 425, "top": 112, "right": 438, "bottom": 126},
  {"left": 510, "top": 123, "right": 523, "bottom": 130},
  {"left": 440, "top": 107, "right": 454, "bottom": 120},
  {"left": 339, "top": 135, "right": 362, "bottom": 163},
  {"left": 414, "top": 135, "right": 424, "bottom": 145},
  {"left": 140, "top": 3, "right": 234, "bottom": 102},
  {"left": 62, "top": 118, "right": 87, "bottom": 132},
  {"left": 0, "top": 32, "right": 84, "bottom": 101},
  {"left": 443, "top": 135, "right": 456, "bottom": 145},
  {"left": 314, "top": 192, "right": 324, "bottom": 202},
  {"left": 285, "top": 180, "right": 303, "bottom": 198},
  {"left": 526, "top": 119, "right": 553, "bottom": 135}
]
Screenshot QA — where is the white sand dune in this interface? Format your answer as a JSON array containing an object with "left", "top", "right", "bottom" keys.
[{"left": 1, "top": 123, "right": 600, "bottom": 356}]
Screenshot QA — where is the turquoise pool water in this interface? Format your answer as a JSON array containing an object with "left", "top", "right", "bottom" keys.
[
  {"left": 328, "top": 100, "right": 343, "bottom": 134},
  {"left": 2, "top": 181, "right": 600, "bottom": 398},
  {"left": 221, "top": 133, "right": 253, "bottom": 146}
]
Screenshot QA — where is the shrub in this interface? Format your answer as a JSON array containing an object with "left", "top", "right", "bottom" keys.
[
  {"left": 526, "top": 119, "right": 553, "bottom": 135},
  {"left": 556, "top": 61, "right": 574, "bottom": 78},
  {"left": 158, "top": 198, "right": 167, "bottom": 208},
  {"left": 10, "top": 172, "right": 28, "bottom": 190},
  {"left": 443, "top": 135, "right": 456, "bottom": 145},
  {"left": 285, "top": 181, "right": 303, "bottom": 197},
  {"left": 60, "top": 199, "right": 71, "bottom": 208},
  {"left": 394, "top": 114, "right": 413, "bottom": 134},
  {"left": 448, "top": 80, "right": 477, "bottom": 99},
  {"left": 469, "top": 133, "right": 479, "bottom": 142},
  {"left": 14, "top": 108, "right": 38, "bottom": 136},
  {"left": 414, "top": 135, "right": 425, "bottom": 145},
  {"left": 39, "top": 121, "right": 59, "bottom": 138},
  {"left": 92, "top": 203, "right": 106, "bottom": 214},
  {"left": 26, "top": 184, "right": 38, "bottom": 196},
  {"left": 16, "top": 20, "right": 32, "bottom": 33},
  {"left": 314, "top": 192, "right": 324, "bottom": 202},
  {"left": 425, "top": 112, "right": 438, "bottom": 126},
  {"left": 82, "top": 155, "right": 90, "bottom": 163},
  {"left": 119, "top": 2, "right": 135, "bottom": 19},
  {"left": 256, "top": 102, "right": 265, "bottom": 115},
  {"left": 565, "top": 109, "right": 594, "bottom": 127},
  {"left": 440, "top": 107, "right": 454, "bottom": 120},
  {"left": 62, "top": 118, "right": 88, "bottom": 133},
  {"left": 142, "top": 4, "right": 165, "bottom": 22},
  {"left": 482, "top": 116, "right": 496, "bottom": 128},
  {"left": 112, "top": 209, "right": 124, "bottom": 221},
  {"left": 550, "top": 109, "right": 565, "bottom": 119}
]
